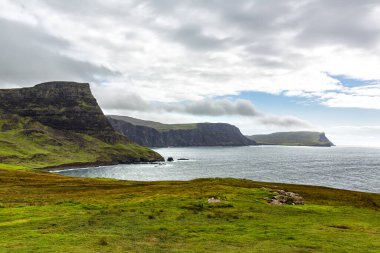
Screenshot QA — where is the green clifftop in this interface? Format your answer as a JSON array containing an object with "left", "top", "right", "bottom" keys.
[
  {"left": 247, "top": 131, "right": 334, "bottom": 147},
  {"left": 107, "top": 115, "right": 255, "bottom": 147},
  {"left": 0, "top": 82, "right": 163, "bottom": 169},
  {"left": 108, "top": 115, "right": 198, "bottom": 132}
]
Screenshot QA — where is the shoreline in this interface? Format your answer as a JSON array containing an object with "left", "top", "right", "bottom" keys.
[
  {"left": 41, "top": 160, "right": 165, "bottom": 172},
  {"left": 42, "top": 166, "right": 380, "bottom": 195},
  {"left": 2, "top": 167, "right": 379, "bottom": 195}
]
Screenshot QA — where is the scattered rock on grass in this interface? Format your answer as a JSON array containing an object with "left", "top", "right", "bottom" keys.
[
  {"left": 269, "top": 190, "right": 304, "bottom": 205},
  {"left": 208, "top": 197, "right": 221, "bottom": 203}
]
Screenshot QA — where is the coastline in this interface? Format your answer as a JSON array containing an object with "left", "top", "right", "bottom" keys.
[
  {"left": 41, "top": 160, "right": 165, "bottom": 172},
  {"left": 43, "top": 165, "right": 380, "bottom": 195},
  {"left": 41, "top": 145, "right": 380, "bottom": 194}
]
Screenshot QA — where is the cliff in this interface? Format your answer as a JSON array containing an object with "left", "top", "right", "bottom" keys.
[
  {"left": 247, "top": 131, "right": 334, "bottom": 147},
  {"left": 0, "top": 82, "right": 163, "bottom": 169},
  {"left": 107, "top": 115, "right": 256, "bottom": 147},
  {"left": 0, "top": 81, "right": 118, "bottom": 143}
]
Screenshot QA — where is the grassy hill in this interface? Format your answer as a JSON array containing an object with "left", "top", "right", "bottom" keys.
[
  {"left": 108, "top": 115, "right": 197, "bottom": 132},
  {"left": 0, "top": 113, "right": 162, "bottom": 170},
  {"left": 0, "top": 169, "right": 378, "bottom": 252},
  {"left": 247, "top": 131, "right": 334, "bottom": 147}
]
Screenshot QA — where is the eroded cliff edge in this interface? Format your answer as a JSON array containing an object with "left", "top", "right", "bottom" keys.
[{"left": 107, "top": 115, "right": 256, "bottom": 147}]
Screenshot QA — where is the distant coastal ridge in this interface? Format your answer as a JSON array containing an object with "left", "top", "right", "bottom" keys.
[
  {"left": 246, "top": 132, "right": 335, "bottom": 147},
  {"left": 107, "top": 115, "right": 334, "bottom": 147}
]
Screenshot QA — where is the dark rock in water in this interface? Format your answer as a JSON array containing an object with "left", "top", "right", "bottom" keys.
[
  {"left": 178, "top": 158, "right": 189, "bottom": 161},
  {"left": 167, "top": 157, "right": 174, "bottom": 162},
  {"left": 107, "top": 115, "right": 256, "bottom": 147}
]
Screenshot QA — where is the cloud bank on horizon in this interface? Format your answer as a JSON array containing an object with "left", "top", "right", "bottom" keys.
[{"left": 1, "top": 0, "right": 380, "bottom": 144}]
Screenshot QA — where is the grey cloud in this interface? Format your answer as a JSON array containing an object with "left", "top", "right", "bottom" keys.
[
  {"left": 221, "top": 0, "right": 295, "bottom": 32},
  {"left": 98, "top": 93, "right": 150, "bottom": 111},
  {"left": 3, "top": 0, "right": 378, "bottom": 115},
  {"left": 260, "top": 115, "right": 311, "bottom": 128},
  {"left": 249, "top": 56, "right": 291, "bottom": 69},
  {"left": 34, "top": 0, "right": 380, "bottom": 59},
  {"left": 93, "top": 86, "right": 151, "bottom": 111},
  {"left": 99, "top": 94, "right": 260, "bottom": 117},
  {"left": 147, "top": 0, "right": 380, "bottom": 52},
  {"left": 0, "top": 18, "right": 117, "bottom": 87},
  {"left": 293, "top": 0, "right": 380, "bottom": 48},
  {"left": 98, "top": 92, "right": 309, "bottom": 127},
  {"left": 38, "top": 0, "right": 134, "bottom": 17},
  {"left": 36, "top": 0, "right": 380, "bottom": 52},
  {"left": 178, "top": 99, "right": 260, "bottom": 116},
  {"left": 166, "top": 24, "right": 229, "bottom": 51}
]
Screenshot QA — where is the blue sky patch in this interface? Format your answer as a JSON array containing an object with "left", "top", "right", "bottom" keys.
[{"left": 329, "top": 74, "right": 376, "bottom": 88}]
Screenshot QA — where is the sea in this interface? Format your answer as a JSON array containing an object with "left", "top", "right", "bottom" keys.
[{"left": 56, "top": 146, "right": 380, "bottom": 193}]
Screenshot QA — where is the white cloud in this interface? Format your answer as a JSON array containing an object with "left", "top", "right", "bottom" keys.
[
  {"left": 326, "top": 125, "right": 380, "bottom": 147},
  {"left": 1, "top": 0, "right": 380, "bottom": 140},
  {"left": 322, "top": 93, "right": 380, "bottom": 110},
  {"left": 1, "top": 0, "right": 379, "bottom": 104}
]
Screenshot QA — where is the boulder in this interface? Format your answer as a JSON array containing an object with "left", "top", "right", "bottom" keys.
[
  {"left": 208, "top": 197, "right": 221, "bottom": 203},
  {"left": 269, "top": 190, "right": 304, "bottom": 205}
]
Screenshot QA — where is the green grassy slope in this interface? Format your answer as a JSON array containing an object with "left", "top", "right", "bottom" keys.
[
  {"left": 248, "top": 131, "right": 334, "bottom": 147},
  {"left": 0, "top": 114, "right": 162, "bottom": 170},
  {"left": 0, "top": 169, "right": 379, "bottom": 252},
  {"left": 107, "top": 115, "right": 197, "bottom": 132}
]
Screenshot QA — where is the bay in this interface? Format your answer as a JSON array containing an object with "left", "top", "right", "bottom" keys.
[{"left": 56, "top": 146, "right": 380, "bottom": 193}]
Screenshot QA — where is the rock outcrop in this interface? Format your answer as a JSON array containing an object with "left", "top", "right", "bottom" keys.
[
  {"left": 107, "top": 116, "right": 256, "bottom": 147},
  {"left": 0, "top": 82, "right": 117, "bottom": 143},
  {"left": 268, "top": 190, "right": 304, "bottom": 205}
]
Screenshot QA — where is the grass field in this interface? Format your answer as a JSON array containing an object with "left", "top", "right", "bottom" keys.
[{"left": 0, "top": 169, "right": 379, "bottom": 252}]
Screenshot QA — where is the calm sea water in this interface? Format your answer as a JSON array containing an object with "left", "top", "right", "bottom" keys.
[{"left": 56, "top": 146, "right": 380, "bottom": 193}]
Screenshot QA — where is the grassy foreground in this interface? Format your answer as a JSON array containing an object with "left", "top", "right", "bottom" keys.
[{"left": 0, "top": 169, "right": 379, "bottom": 252}]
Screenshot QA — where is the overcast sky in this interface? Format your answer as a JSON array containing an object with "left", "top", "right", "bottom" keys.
[{"left": 1, "top": 0, "right": 380, "bottom": 146}]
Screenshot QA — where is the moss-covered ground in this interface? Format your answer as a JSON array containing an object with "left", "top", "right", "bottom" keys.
[{"left": 0, "top": 169, "right": 379, "bottom": 252}]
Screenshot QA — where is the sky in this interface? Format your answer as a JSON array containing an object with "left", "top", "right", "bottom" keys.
[{"left": 1, "top": 0, "right": 380, "bottom": 146}]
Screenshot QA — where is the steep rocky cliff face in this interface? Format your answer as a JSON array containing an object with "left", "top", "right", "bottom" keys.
[
  {"left": 0, "top": 82, "right": 119, "bottom": 143},
  {"left": 0, "top": 82, "right": 163, "bottom": 169},
  {"left": 108, "top": 119, "right": 165, "bottom": 147},
  {"left": 108, "top": 116, "right": 256, "bottom": 147}
]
